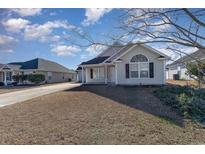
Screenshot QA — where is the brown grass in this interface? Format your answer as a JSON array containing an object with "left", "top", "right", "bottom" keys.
[
  {"left": 166, "top": 80, "right": 205, "bottom": 88},
  {"left": 0, "top": 85, "right": 204, "bottom": 144}
]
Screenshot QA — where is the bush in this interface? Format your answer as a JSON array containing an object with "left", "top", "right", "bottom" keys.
[
  {"left": 12, "top": 74, "right": 28, "bottom": 83},
  {"left": 27, "top": 74, "right": 45, "bottom": 85},
  {"left": 0, "top": 82, "right": 4, "bottom": 86},
  {"left": 154, "top": 86, "right": 205, "bottom": 124},
  {"left": 189, "top": 97, "right": 205, "bottom": 123}
]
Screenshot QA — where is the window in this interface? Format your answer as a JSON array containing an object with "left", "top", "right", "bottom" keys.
[
  {"left": 140, "top": 63, "right": 149, "bottom": 78},
  {"left": 6, "top": 72, "right": 12, "bottom": 81},
  {"left": 92, "top": 67, "right": 104, "bottom": 79},
  {"left": 130, "top": 63, "right": 138, "bottom": 78},
  {"left": 93, "top": 68, "right": 98, "bottom": 79},
  {"left": 98, "top": 67, "right": 104, "bottom": 79},
  {"left": 47, "top": 72, "right": 52, "bottom": 80},
  {"left": 130, "top": 54, "right": 148, "bottom": 62},
  {"left": 130, "top": 54, "right": 149, "bottom": 78}
]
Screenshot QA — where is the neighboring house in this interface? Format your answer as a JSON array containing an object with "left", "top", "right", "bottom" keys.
[
  {"left": 166, "top": 49, "right": 205, "bottom": 80},
  {"left": 78, "top": 43, "right": 170, "bottom": 85},
  {"left": 0, "top": 58, "right": 76, "bottom": 86}
]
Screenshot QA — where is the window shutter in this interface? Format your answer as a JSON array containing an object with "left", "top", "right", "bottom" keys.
[
  {"left": 90, "top": 68, "right": 93, "bottom": 79},
  {"left": 149, "top": 62, "right": 154, "bottom": 78},
  {"left": 125, "top": 64, "right": 129, "bottom": 78}
]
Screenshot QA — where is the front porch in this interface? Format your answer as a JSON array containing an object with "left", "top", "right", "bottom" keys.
[
  {"left": 81, "top": 64, "right": 116, "bottom": 84},
  {"left": 0, "top": 71, "right": 13, "bottom": 86}
]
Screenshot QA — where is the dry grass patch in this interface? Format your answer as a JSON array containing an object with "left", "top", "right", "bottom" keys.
[
  {"left": 0, "top": 85, "right": 204, "bottom": 144},
  {"left": 166, "top": 80, "right": 205, "bottom": 88}
]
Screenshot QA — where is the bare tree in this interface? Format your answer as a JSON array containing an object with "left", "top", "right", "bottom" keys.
[
  {"left": 67, "top": 9, "right": 205, "bottom": 82},
  {"left": 67, "top": 9, "right": 205, "bottom": 53},
  {"left": 115, "top": 9, "right": 205, "bottom": 82}
]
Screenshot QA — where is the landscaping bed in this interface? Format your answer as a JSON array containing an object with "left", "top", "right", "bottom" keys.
[{"left": 154, "top": 86, "right": 205, "bottom": 124}]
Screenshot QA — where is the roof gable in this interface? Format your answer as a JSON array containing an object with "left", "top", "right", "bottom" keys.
[
  {"left": 167, "top": 49, "right": 205, "bottom": 67},
  {"left": 111, "top": 44, "right": 170, "bottom": 62},
  {"left": 80, "top": 43, "right": 170, "bottom": 66}
]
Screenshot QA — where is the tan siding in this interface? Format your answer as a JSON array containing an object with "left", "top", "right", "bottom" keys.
[{"left": 43, "top": 71, "right": 76, "bottom": 83}]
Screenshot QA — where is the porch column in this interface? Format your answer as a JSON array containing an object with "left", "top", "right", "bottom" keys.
[
  {"left": 85, "top": 67, "right": 88, "bottom": 83},
  {"left": 82, "top": 67, "right": 84, "bottom": 84},
  {"left": 115, "top": 63, "right": 118, "bottom": 85},
  {"left": 4, "top": 71, "right": 7, "bottom": 86},
  {"left": 105, "top": 65, "right": 108, "bottom": 84}
]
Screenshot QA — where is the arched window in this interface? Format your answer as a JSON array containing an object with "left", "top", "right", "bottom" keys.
[
  {"left": 130, "top": 54, "right": 149, "bottom": 78},
  {"left": 130, "top": 54, "right": 148, "bottom": 63}
]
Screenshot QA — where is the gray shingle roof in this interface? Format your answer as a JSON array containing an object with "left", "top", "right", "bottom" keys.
[
  {"left": 0, "top": 64, "right": 4, "bottom": 69},
  {"left": 80, "top": 56, "right": 109, "bottom": 65},
  {"left": 8, "top": 58, "right": 74, "bottom": 73},
  {"left": 105, "top": 44, "right": 134, "bottom": 63},
  {"left": 167, "top": 49, "right": 205, "bottom": 67},
  {"left": 97, "top": 46, "right": 124, "bottom": 57},
  {"left": 80, "top": 43, "right": 170, "bottom": 66}
]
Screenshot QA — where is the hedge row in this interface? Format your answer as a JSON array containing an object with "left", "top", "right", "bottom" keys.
[{"left": 12, "top": 74, "right": 45, "bottom": 84}]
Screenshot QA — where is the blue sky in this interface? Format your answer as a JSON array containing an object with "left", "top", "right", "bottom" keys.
[
  {"left": 0, "top": 8, "right": 123, "bottom": 69},
  {"left": 0, "top": 8, "right": 201, "bottom": 69}
]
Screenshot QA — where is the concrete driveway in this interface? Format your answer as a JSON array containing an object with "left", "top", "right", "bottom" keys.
[{"left": 0, "top": 83, "right": 81, "bottom": 107}]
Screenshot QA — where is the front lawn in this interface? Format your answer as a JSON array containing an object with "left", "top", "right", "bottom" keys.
[
  {"left": 0, "top": 85, "right": 204, "bottom": 144},
  {"left": 154, "top": 86, "right": 205, "bottom": 124}
]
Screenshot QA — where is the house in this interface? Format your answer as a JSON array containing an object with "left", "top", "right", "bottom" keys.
[
  {"left": 0, "top": 58, "right": 76, "bottom": 86},
  {"left": 78, "top": 43, "right": 170, "bottom": 85},
  {"left": 166, "top": 49, "right": 205, "bottom": 80}
]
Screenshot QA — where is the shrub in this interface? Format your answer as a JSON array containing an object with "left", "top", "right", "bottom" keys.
[
  {"left": 154, "top": 86, "right": 205, "bottom": 124},
  {"left": 189, "top": 97, "right": 205, "bottom": 123},
  {"left": 177, "top": 93, "right": 190, "bottom": 118},
  {"left": 0, "top": 82, "right": 4, "bottom": 86},
  {"left": 27, "top": 74, "right": 45, "bottom": 85},
  {"left": 12, "top": 74, "right": 28, "bottom": 83}
]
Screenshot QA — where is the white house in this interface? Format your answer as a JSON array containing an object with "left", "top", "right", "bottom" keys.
[
  {"left": 78, "top": 43, "right": 170, "bottom": 85},
  {"left": 166, "top": 49, "right": 205, "bottom": 80}
]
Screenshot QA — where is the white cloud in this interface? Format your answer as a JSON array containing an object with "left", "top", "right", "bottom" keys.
[
  {"left": 2, "top": 18, "right": 30, "bottom": 33},
  {"left": 24, "top": 20, "right": 73, "bottom": 42},
  {"left": 11, "top": 8, "right": 42, "bottom": 17},
  {"left": 51, "top": 35, "right": 61, "bottom": 42},
  {"left": 82, "top": 8, "right": 112, "bottom": 26},
  {"left": 86, "top": 44, "right": 107, "bottom": 56},
  {"left": 51, "top": 45, "right": 81, "bottom": 56},
  {"left": 0, "top": 34, "right": 18, "bottom": 52}
]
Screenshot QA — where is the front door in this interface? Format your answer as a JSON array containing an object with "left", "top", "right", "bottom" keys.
[{"left": 108, "top": 66, "right": 115, "bottom": 83}]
